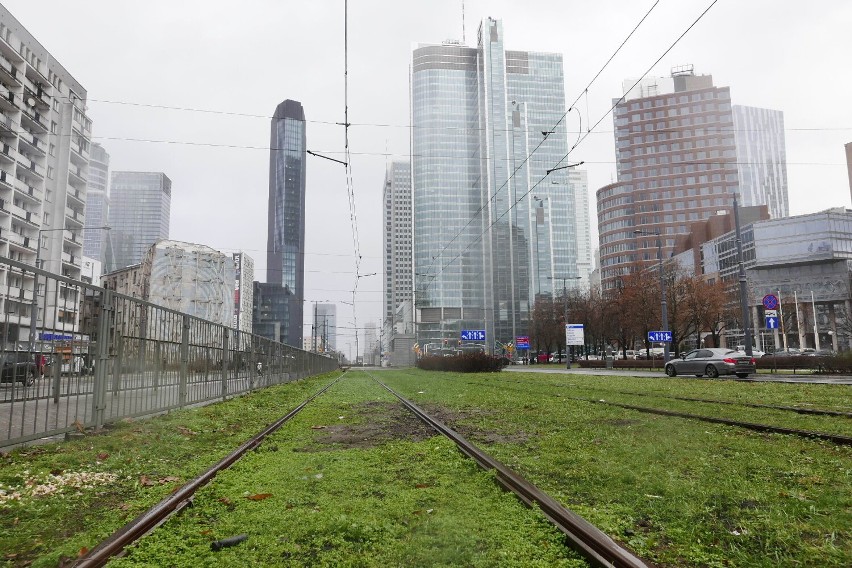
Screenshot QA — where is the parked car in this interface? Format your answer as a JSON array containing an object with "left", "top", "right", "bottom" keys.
[
  {"left": 0, "top": 352, "right": 38, "bottom": 386},
  {"left": 664, "top": 348, "right": 756, "bottom": 379},
  {"left": 735, "top": 348, "right": 765, "bottom": 358},
  {"left": 764, "top": 349, "right": 801, "bottom": 357},
  {"left": 804, "top": 349, "right": 835, "bottom": 357}
]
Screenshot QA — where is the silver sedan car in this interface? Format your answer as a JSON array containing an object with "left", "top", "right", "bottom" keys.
[{"left": 664, "top": 348, "right": 756, "bottom": 378}]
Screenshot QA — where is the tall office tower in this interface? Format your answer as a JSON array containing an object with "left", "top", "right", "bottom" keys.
[
  {"left": 596, "top": 66, "right": 788, "bottom": 289},
  {"left": 382, "top": 161, "right": 412, "bottom": 327},
  {"left": 232, "top": 252, "right": 254, "bottom": 338},
  {"left": 732, "top": 105, "right": 788, "bottom": 219},
  {"left": 265, "top": 99, "right": 305, "bottom": 347},
  {"left": 411, "top": 18, "right": 581, "bottom": 351},
  {"left": 108, "top": 172, "right": 171, "bottom": 271},
  {"left": 0, "top": 7, "right": 93, "bottom": 342},
  {"left": 83, "top": 143, "right": 109, "bottom": 262},
  {"left": 314, "top": 303, "right": 337, "bottom": 352},
  {"left": 568, "top": 168, "right": 593, "bottom": 288}
]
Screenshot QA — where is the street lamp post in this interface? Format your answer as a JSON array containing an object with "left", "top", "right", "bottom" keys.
[
  {"left": 634, "top": 230, "right": 670, "bottom": 363},
  {"left": 548, "top": 276, "right": 582, "bottom": 369},
  {"left": 28, "top": 225, "right": 111, "bottom": 350}
]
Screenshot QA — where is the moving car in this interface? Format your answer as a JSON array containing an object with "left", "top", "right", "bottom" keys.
[
  {"left": 0, "top": 352, "right": 38, "bottom": 386},
  {"left": 664, "top": 348, "right": 756, "bottom": 379}
]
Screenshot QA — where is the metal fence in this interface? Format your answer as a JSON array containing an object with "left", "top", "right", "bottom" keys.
[{"left": 0, "top": 256, "right": 338, "bottom": 448}]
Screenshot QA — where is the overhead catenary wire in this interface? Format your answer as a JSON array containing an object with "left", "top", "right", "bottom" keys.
[
  {"left": 416, "top": 0, "right": 665, "bottom": 279},
  {"left": 420, "top": 0, "right": 724, "bottom": 294}
]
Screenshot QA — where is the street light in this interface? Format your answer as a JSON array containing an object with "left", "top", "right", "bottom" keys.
[
  {"left": 634, "top": 229, "right": 670, "bottom": 363},
  {"left": 548, "top": 276, "right": 582, "bottom": 369},
  {"left": 29, "top": 225, "right": 111, "bottom": 350}
]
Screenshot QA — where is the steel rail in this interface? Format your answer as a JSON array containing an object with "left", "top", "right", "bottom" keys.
[
  {"left": 442, "top": 375, "right": 852, "bottom": 445},
  {"left": 74, "top": 373, "right": 346, "bottom": 567},
  {"left": 493, "top": 375, "right": 852, "bottom": 418},
  {"left": 368, "top": 373, "right": 650, "bottom": 568},
  {"left": 571, "top": 397, "right": 852, "bottom": 446}
]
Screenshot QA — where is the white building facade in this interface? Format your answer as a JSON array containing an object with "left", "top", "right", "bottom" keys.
[{"left": 0, "top": 6, "right": 93, "bottom": 343}]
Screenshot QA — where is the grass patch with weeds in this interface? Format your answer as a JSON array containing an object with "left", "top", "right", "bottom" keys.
[
  {"left": 107, "top": 373, "right": 587, "bottom": 567},
  {"left": 0, "top": 371, "right": 343, "bottom": 567},
  {"left": 381, "top": 369, "right": 852, "bottom": 567}
]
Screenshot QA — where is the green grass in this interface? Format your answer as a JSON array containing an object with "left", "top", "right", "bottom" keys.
[
  {"left": 381, "top": 369, "right": 852, "bottom": 567},
  {"left": 1, "top": 368, "right": 849, "bottom": 567}
]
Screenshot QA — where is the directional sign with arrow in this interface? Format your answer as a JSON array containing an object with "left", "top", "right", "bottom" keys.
[
  {"left": 765, "top": 316, "right": 779, "bottom": 329},
  {"left": 648, "top": 330, "right": 672, "bottom": 342},
  {"left": 460, "top": 329, "right": 486, "bottom": 341}
]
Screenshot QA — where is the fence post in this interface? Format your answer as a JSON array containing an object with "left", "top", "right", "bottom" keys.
[
  {"left": 92, "top": 289, "right": 113, "bottom": 430},
  {"left": 153, "top": 342, "right": 161, "bottom": 391},
  {"left": 112, "top": 334, "right": 123, "bottom": 395},
  {"left": 179, "top": 315, "right": 189, "bottom": 407},
  {"left": 221, "top": 327, "right": 229, "bottom": 400},
  {"left": 52, "top": 353, "right": 61, "bottom": 404}
]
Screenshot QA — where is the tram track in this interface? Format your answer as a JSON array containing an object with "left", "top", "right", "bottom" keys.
[
  {"left": 407, "top": 372, "right": 852, "bottom": 447},
  {"left": 366, "top": 370, "right": 650, "bottom": 568},
  {"left": 75, "top": 368, "right": 652, "bottom": 568},
  {"left": 74, "top": 373, "right": 345, "bottom": 567}
]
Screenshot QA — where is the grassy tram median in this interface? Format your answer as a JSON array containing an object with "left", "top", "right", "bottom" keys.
[{"left": 0, "top": 368, "right": 849, "bottom": 566}]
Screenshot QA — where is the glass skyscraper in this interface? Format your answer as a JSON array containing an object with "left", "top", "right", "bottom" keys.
[
  {"left": 264, "top": 99, "right": 305, "bottom": 348},
  {"left": 108, "top": 171, "right": 171, "bottom": 271},
  {"left": 411, "top": 18, "right": 580, "bottom": 352},
  {"left": 83, "top": 143, "right": 109, "bottom": 263},
  {"left": 732, "top": 105, "right": 788, "bottom": 219}
]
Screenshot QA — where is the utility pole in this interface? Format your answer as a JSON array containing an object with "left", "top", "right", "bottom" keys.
[{"left": 733, "top": 196, "right": 754, "bottom": 356}]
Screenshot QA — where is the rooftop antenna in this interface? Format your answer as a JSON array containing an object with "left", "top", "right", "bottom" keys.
[{"left": 461, "top": 0, "right": 466, "bottom": 44}]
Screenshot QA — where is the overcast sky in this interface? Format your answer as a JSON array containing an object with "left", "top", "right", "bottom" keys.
[{"left": 4, "top": 0, "right": 850, "bottom": 358}]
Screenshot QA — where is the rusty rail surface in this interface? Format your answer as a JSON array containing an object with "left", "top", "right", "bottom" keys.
[
  {"left": 74, "top": 373, "right": 345, "bottom": 567},
  {"left": 369, "top": 372, "right": 650, "bottom": 568}
]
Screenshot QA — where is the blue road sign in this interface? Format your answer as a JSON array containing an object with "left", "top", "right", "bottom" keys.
[
  {"left": 762, "top": 294, "right": 779, "bottom": 310},
  {"left": 765, "top": 316, "right": 779, "bottom": 329},
  {"left": 516, "top": 336, "right": 530, "bottom": 349},
  {"left": 648, "top": 330, "right": 673, "bottom": 342},
  {"left": 460, "top": 329, "right": 486, "bottom": 341}
]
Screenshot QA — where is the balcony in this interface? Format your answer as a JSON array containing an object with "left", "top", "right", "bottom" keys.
[
  {"left": 64, "top": 230, "right": 81, "bottom": 245},
  {"left": 16, "top": 157, "right": 44, "bottom": 179},
  {"left": 20, "top": 107, "right": 47, "bottom": 132},
  {"left": 0, "top": 111, "right": 17, "bottom": 134},
  {"left": 0, "top": 142, "right": 16, "bottom": 163},
  {"left": 18, "top": 131, "right": 46, "bottom": 155},
  {"left": 4, "top": 285, "right": 34, "bottom": 302},
  {"left": 0, "top": 84, "right": 16, "bottom": 113},
  {"left": 13, "top": 176, "right": 42, "bottom": 199},
  {"left": 0, "top": 169, "right": 13, "bottom": 189},
  {"left": 68, "top": 167, "right": 87, "bottom": 188},
  {"left": 65, "top": 207, "right": 84, "bottom": 227},
  {"left": 70, "top": 139, "right": 90, "bottom": 161},
  {"left": 67, "top": 187, "right": 85, "bottom": 206},
  {"left": 0, "top": 54, "right": 19, "bottom": 85},
  {"left": 10, "top": 203, "right": 39, "bottom": 227}
]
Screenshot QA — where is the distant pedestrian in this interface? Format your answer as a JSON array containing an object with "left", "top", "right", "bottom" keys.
[{"left": 256, "top": 361, "right": 263, "bottom": 376}]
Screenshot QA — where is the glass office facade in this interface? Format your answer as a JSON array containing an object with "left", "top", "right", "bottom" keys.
[
  {"left": 108, "top": 171, "right": 171, "bottom": 271},
  {"left": 732, "top": 105, "right": 788, "bottom": 219},
  {"left": 412, "top": 18, "right": 579, "bottom": 351},
  {"left": 265, "top": 99, "right": 305, "bottom": 348}
]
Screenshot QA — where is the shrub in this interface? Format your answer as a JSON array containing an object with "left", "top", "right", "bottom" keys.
[{"left": 416, "top": 353, "right": 505, "bottom": 373}]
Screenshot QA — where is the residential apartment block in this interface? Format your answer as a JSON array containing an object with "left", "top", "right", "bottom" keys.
[{"left": 0, "top": 6, "right": 93, "bottom": 343}]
